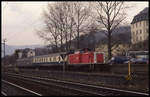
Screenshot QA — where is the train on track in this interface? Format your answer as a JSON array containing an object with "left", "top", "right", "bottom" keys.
[{"left": 16, "top": 48, "right": 110, "bottom": 71}]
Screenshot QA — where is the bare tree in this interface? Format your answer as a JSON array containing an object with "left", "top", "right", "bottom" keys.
[
  {"left": 36, "top": 2, "right": 92, "bottom": 52},
  {"left": 36, "top": 2, "right": 75, "bottom": 52},
  {"left": 57, "top": 2, "right": 76, "bottom": 51},
  {"left": 95, "top": 1, "right": 129, "bottom": 60},
  {"left": 36, "top": 3, "right": 61, "bottom": 51},
  {"left": 73, "top": 2, "right": 92, "bottom": 49}
]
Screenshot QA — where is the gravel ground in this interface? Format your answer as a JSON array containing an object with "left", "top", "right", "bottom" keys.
[{"left": 3, "top": 68, "right": 149, "bottom": 93}]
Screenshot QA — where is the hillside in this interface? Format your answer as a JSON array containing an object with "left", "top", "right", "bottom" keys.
[{"left": 79, "top": 25, "right": 131, "bottom": 49}]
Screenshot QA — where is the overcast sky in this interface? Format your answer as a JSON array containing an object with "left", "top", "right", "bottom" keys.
[{"left": 2, "top": 1, "right": 149, "bottom": 46}]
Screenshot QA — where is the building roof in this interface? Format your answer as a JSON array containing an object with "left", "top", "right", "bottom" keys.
[{"left": 131, "top": 7, "right": 149, "bottom": 24}]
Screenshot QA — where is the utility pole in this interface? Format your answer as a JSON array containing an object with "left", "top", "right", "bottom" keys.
[
  {"left": 3, "top": 38, "right": 7, "bottom": 65},
  {"left": 126, "top": 56, "right": 132, "bottom": 81}
]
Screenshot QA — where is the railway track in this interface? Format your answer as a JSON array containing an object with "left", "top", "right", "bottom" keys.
[
  {"left": 2, "top": 80, "right": 42, "bottom": 96},
  {"left": 5, "top": 68, "right": 149, "bottom": 91},
  {"left": 1, "top": 91, "right": 7, "bottom": 96},
  {"left": 2, "top": 75, "right": 80, "bottom": 96},
  {"left": 2, "top": 72, "right": 149, "bottom": 96}
]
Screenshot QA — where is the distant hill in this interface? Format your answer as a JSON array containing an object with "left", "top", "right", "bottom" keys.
[
  {"left": 80, "top": 25, "right": 131, "bottom": 48},
  {"left": 1, "top": 44, "right": 43, "bottom": 57},
  {"left": 95, "top": 25, "right": 131, "bottom": 42}
]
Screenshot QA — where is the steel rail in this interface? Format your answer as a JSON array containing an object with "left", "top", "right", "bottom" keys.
[
  {"left": 1, "top": 91, "right": 7, "bottom": 96},
  {"left": 2, "top": 80, "right": 42, "bottom": 96}
]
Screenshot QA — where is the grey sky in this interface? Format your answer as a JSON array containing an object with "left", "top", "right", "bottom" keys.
[{"left": 2, "top": 1, "right": 149, "bottom": 46}]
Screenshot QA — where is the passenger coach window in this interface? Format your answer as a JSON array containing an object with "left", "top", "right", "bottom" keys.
[
  {"left": 47, "top": 57, "right": 49, "bottom": 62},
  {"left": 58, "top": 56, "right": 60, "bottom": 61},
  {"left": 39, "top": 58, "right": 40, "bottom": 63},
  {"left": 49, "top": 57, "right": 51, "bottom": 62},
  {"left": 53, "top": 57, "right": 55, "bottom": 62},
  {"left": 53, "top": 57, "right": 56, "bottom": 62},
  {"left": 38, "top": 58, "right": 39, "bottom": 62},
  {"left": 47, "top": 58, "right": 49, "bottom": 62},
  {"left": 51, "top": 57, "right": 53, "bottom": 62},
  {"left": 56, "top": 56, "right": 58, "bottom": 61},
  {"left": 46, "top": 58, "right": 48, "bottom": 62},
  {"left": 44, "top": 58, "right": 46, "bottom": 62},
  {"left": 55, "top": 57, "right": 57, "bottom": 62}
]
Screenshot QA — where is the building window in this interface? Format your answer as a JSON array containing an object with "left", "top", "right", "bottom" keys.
[
  {"left": 140, "top": 36, "right": 142, "bottom": 41},
  {"left": 146, "top": 21, "right": 148, "bottom": 26},
  {"left": 140, "top": 22, "right": 141, "bottom": 26},
  {"left": 136, "top": 37, "right": 138, "bottom": 41},
  {"left": 132, "top": 32, "right": 134, "bottom": 37},
  {"left": 136, "top": 30, "right": 138, "bottom": 35},
  {"left": 140, "top": 30, "right": 142, "bottom": 34},
  {"left": 133, "top": 37, "right": 134, "bottom": 43}
]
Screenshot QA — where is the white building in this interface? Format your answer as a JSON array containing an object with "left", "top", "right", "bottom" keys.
[
  {"left": 17, "top": 48, "right": 35, "bottom": 58},
  {"left": 131, "top": 7, "right": 149, "bottom": 44},
  {"left": 18, "top": 51, "right": 23, "bottom": 59},
  {"left": 27, "top": 49, "right": 35, "bottom": 58}
]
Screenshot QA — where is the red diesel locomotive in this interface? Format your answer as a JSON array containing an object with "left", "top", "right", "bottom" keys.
[
  {"left": 66, "top": 48, "right": 107, "bottom": 71},
  {"left": 68, "top": 51, "right": 105, "bottom": 65}
]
